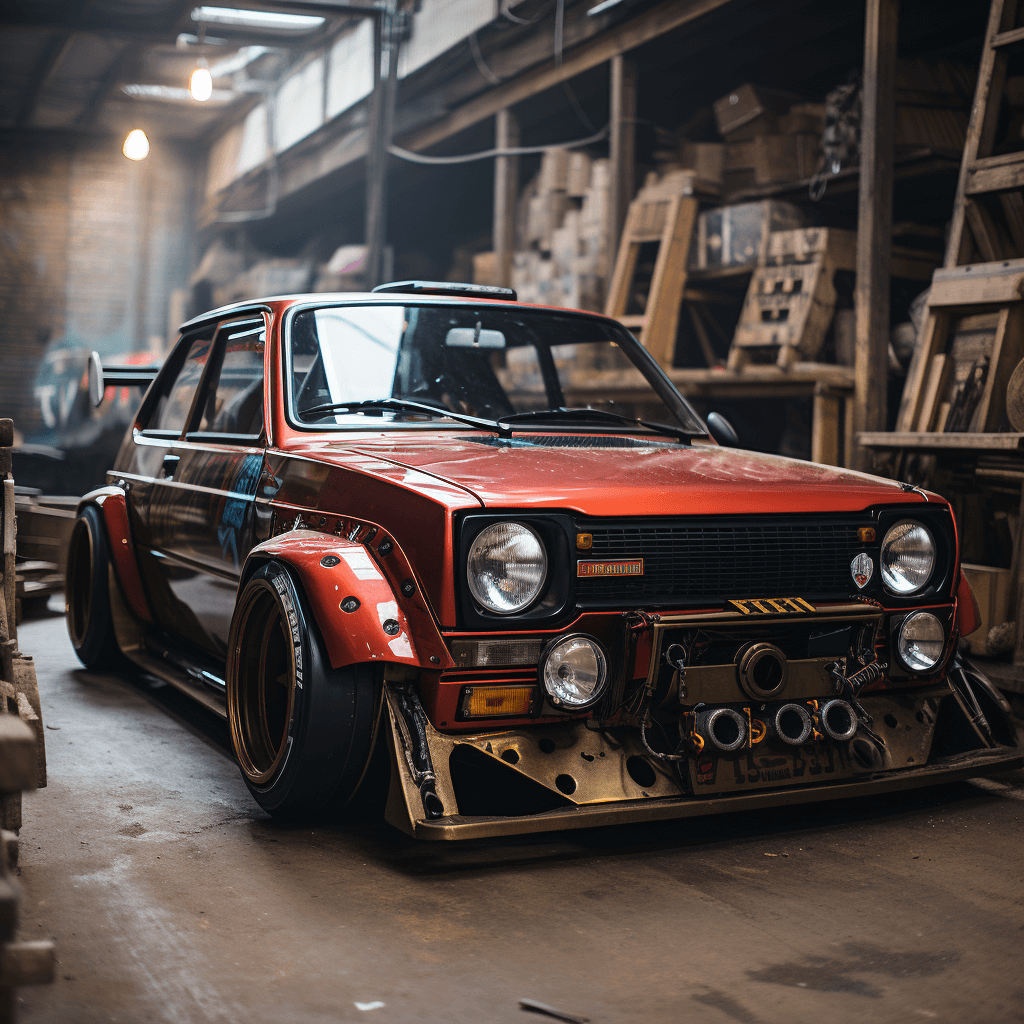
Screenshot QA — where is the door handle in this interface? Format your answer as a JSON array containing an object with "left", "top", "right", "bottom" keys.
[{"left": 162, "top": 453, "right": 180, "bottom": 478}]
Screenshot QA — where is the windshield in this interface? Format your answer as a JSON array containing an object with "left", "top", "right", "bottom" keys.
[{"left": 286, "top": 303, "right": 706, "bottom": 435}]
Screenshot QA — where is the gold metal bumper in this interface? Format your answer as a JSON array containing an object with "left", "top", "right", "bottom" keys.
[
  {"left": 410, "top": 750, "right": 1023, "bottom": 840},
  {"left": 381, "top": 683, "right": 1024, "bottom": 841}
]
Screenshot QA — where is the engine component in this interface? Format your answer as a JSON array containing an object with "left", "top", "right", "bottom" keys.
[
  {"left": 737, "top": 642, "right": 788, "bottom": 699},
  {"left": 698, "top": 707, "right": 748, "bottom": 752},
  {"left": 773, "top": 703, "right": 813, "bottom": 746},
  {"left": 819, "top": 699, "right": 858, "bottom": 741}
]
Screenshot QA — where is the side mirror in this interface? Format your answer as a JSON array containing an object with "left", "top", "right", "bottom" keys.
[
  {"left": 87, "top": 351, "right": 104, "bottom": 408},
  {"left": 706, "top": 411, "right": 740, "bottom": 448}
]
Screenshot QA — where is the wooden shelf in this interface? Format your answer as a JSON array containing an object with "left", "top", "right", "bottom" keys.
[
  {"left": 562, "top": 364, "right": 853, "bottom": 400},
  {"left": 858, "top": 431, "right": 1024, "bottom": 451},
  {"left": 670, "top": 363, "right": 854, "bottom": 390},
  {"left": 722, "top": 147, "right": 960, "bottom": 205}
]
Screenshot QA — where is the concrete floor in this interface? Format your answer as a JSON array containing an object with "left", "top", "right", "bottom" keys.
[{"left": 9, "top": 601, "right": 1024, "bottom": 1024}]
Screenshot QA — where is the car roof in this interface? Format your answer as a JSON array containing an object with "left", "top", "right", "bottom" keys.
[{"left": 178, "top": 292, "right": 616, "bottom": 332}]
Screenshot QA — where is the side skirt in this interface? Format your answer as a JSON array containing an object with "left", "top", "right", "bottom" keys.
[{"left": 108, "top": 563, "right": 228, "bottom": 719}]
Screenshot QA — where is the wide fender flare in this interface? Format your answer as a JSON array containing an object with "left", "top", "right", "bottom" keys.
[
  {"left": 955, "top": 570, "right": 981, "bottom": 638},
  {"left": 77, "top": 486, "right": 153, "bottom": 623},
  {"left": 240, "top": 529, "right": 454, "bottom": 672}
]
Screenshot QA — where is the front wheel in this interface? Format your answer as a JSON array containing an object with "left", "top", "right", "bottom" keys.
[{"left": 226, "top": 561, "right": 384, "bottom": 818}]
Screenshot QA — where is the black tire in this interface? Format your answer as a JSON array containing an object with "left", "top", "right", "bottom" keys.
[
  {"left": 226, "top": 560, "right": 384, "bottom": 819},
  {"left": 65, "top": 505, "right": 123, "bottom": 670}
]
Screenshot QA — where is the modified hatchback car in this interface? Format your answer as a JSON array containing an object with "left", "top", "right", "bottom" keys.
[{"left": 66, "top": 281, "right": 1023, "bottom": 839}]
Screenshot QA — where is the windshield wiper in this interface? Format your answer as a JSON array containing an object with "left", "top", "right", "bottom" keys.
[
  {"left": 298, "top": 398, "right": 500, "bottom": 432},
  {"left": 496, "top": 407, "right": 690, "bottom": 441}
]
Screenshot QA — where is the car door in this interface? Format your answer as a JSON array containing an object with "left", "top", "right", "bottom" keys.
[
  {"left": 146, "top": 314, "right": 268, "bottom": 660},
  {"left": 128, "top": 324, "right": 218, "bottom": 645}
]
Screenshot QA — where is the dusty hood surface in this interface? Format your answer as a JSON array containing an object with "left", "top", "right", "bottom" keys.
[{"left": 309, "top": 432, "right": 918, "bottom": 517}]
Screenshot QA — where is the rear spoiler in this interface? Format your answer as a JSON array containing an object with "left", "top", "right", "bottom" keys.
[{"left": 87, "top": 351, "right": 161, "bottom": 407}]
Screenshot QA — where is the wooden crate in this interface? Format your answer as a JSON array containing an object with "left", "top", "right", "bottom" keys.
[
  {"left": 729, "top": 227, "right": 855, "bottom": 370},
  {"left": 687, "top": 200, "right": 806, "bottom": 272},
  {"left": 712, "top": 83, "right": 800, "bottom": 140}
]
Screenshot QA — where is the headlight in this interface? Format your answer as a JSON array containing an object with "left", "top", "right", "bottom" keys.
[
  {"left": 880, "top": 520, "right": 935, "bottom": 594},
  {"left": 541, "top": 635, "right": 608, "bottom": 709},
  {"left": 897, "top": 611, "right": 945, "bottom": 671},
  {"left": 467, "top": 522, "right": 547, "bottom": 614}
]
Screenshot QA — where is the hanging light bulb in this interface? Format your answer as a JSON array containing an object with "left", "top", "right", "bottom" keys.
[
  {"left": 123, "top": 129, "right": 150, "bottom": 161},
  {"left": 189, "top": 62, "right": 213, "bottom": 102}
]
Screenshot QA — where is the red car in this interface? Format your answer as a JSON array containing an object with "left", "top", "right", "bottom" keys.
[{"left": 65, "top": 281, "right": 1023, "bottom": 839}]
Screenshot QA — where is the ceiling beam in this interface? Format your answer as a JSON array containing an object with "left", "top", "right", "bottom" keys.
[
  {"left": 15, "top": 0, "right": 98, "bottom": 128},
  {"left": 400, "top": 0, "right": 734, "bottom": 151}
]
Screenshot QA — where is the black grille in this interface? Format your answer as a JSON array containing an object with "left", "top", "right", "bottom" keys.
[{"left": 576, "top": 518, "right": 864, "bottom": 605}]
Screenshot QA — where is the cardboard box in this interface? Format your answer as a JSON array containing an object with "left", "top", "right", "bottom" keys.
[
  {"left": 752, "top": 134, "right": 821, "bottom": 184},
  {"left": 713, "top": 83, "right": 800, "bottom": 140},
  {"left": 724, "top": 140, "right": 755, "bottom": 171},
  {"left": 961, "top": 564, "right": 1012, "bottom": 655},
  {"left": 680, "top": 142, "right": 725, "bottom": 184},
  {"left": 779, "top": 103, "right": 826, "bottom": 136},
  {"left": 566, "top": 152, "right": 592, "bottom": 196},
  {"left": 527, "top": 191, "right": 570, "bottom": 247},
  {"left": 539, "top": 148, "right": 569, "bottom": 192},
  {"left": 472, "top": 251, "right": 499, "bottom": 287}
]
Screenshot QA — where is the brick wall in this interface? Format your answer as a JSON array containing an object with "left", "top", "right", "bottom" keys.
[{"left": 0, "top": 135, "right": 197, "bottom": 441}]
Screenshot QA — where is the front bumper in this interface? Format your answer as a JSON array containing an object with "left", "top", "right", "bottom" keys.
[{"left": 382, "top": 681, "right": 1024, "bottom": 841}]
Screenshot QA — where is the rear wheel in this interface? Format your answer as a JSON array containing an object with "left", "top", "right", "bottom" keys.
[
  {"left": 227, "top": 561, "right": 384, "bottom": 818},
  {"left": 65, "top": 506, "right": 123, "bottom": 669}
]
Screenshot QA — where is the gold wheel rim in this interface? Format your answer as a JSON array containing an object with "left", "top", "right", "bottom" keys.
[{"left": 228, "top": 580, "right": 297, "bottom": 786}]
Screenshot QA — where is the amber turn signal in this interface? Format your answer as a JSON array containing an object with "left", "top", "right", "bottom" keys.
[
  {"left": 858, "top": 527, "right": 876, "bottom": 543},
  {"left": 460, "top": 685, "right": 535, "bottom": 719},
  {"left": 576, "top": 532, "right": 593, "bottom": 550}
]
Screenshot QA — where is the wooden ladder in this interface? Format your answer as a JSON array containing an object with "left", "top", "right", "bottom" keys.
[
  {"left": 894, "top": 0, "right": 1024, "bottom": 441},
  {"left": 604, "top": 174, "right": 700, "bottom": 369}
]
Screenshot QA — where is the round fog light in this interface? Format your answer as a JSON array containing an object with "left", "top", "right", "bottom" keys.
[
  {"left": 541, "top": 635, "right": 608, "bottom": 709},
  {"left": 897, "top": 611, "right": 945, "bottom": 672}
]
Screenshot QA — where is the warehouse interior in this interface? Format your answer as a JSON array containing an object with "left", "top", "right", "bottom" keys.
[{"left": 2, "top": 1, "right": 1024, "bottom": 1021}]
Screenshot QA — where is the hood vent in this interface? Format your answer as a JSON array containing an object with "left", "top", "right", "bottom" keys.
[{"left": 462, "top": 435, "right": 680, "bottom": 449}]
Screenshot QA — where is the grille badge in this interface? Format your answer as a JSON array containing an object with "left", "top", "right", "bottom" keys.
[
  {"left": 577, "top": 559, "right": 643, "bottom": 577},
  {"left": 851, "top": 552, "right": 873, "bottom": 589}
]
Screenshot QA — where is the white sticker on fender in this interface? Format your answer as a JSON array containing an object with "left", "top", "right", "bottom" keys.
[
  {"left": 388, "top": 634, "right": 413, "bottom": 658},
  {"left": 341, "top": 548, "right": 384, "bottom": 581}
]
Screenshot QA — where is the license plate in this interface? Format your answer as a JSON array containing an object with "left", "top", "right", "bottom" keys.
[{"left": 690, "top": 739, "right": 858, "bottom": 793}]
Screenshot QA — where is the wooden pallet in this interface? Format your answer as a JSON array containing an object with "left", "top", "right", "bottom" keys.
[
  {"left": 728, "top": 227, "right": 856, "bottom": 370},
  {"left": 604, "top": 173, "right": 703, "bottom": 368}
]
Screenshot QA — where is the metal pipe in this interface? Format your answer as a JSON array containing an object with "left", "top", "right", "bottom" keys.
[
  {"left": 819, "top": 699, "right": 858, "bottom": 742},
  {"left": 697, "top": 707, "right": 747, "bottom": 753},
  {"left": 773, "top": 703, "right": 812, "bottom": 746}
]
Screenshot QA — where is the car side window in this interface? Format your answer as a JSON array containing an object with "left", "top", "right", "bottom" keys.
[
  {"left": 192, "top": 319, "right": 266, "bottom": 438},
  {"left": 144, "top": 328, "right": 215, "bottom": 435}
]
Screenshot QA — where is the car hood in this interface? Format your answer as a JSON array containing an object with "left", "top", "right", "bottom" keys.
[{"left": 317, "top": 432, "right": 918, "bottom": 516}]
